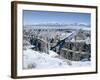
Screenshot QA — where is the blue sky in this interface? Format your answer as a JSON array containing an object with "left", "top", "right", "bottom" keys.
[{"left": 23, "top": 10, "right": 91, "bottom": 26}]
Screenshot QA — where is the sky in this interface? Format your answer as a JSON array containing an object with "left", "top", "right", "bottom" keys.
[{"left": 23, "top": 10, "right": 91, "bottom": 26}]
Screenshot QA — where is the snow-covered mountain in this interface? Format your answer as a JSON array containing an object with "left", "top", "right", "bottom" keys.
[{"left": 24, "top": 23, "right": 90, "bottom": 30}]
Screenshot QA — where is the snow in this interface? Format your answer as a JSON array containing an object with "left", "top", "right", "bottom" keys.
[
  {"left": 48, "top": 50, "right": 58, "bottom": 57},
  {"left": 23, "top": 49, "right": 69, "bottom": 69},
  {"left": 23, "top": 49, "right": 91, "bottom": 69},
  {"left": 71, "top": 61, "right": 91, "bottom": 67}
]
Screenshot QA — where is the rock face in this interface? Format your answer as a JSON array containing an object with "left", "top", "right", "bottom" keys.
[
  {"left": 58, "top": 29, "right": 91, "bottom": 61},
  {"left": 29, "top": 38, "right": 49, "bottom": 54}
]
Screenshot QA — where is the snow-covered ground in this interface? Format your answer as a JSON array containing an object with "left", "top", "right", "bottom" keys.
[{"left": 23, "top": 49, "right": 91, "bottom": 69}]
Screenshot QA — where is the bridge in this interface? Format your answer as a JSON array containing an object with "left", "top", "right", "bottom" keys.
[{"left": 50, "top": 30, "right": 79, "bottom": 51}]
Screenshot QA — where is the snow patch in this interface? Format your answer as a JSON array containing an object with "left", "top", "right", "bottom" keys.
[{"left": 23, "top": 49, "right": 91, "bottom": 69}]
